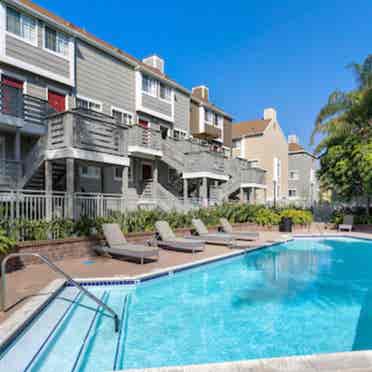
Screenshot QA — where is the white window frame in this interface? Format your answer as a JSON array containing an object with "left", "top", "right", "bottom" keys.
[
  {"left": 111, "top": 106, "right": 134, "bottom": 126},
  {"left": 289, "top": 170, "right": 299, "bottom": 180},
  {"left": 205, "top": 109, "right": 214, "bottom": 125},
  {"left": 172, "top": 128, "right": 188, "bottom": 141},
  {"left": 288, "top": 189, "right": 297, "bottom": 198},
  {"left": 159, "top": 82, "right": 172, "bottom": 102},
  {"left": 5, "top": 7, "right": 38, "bottom": 47},
  {"left": 142, "top": 75, "right": 158, "bottom": 97},
  {"left": 79, "top": 165, "right": 101, "bottom": 179},
  {"left": 76, "top": 95, "right": 103, "bottom": 112},
  {"left": 42, "top": 24, "right": 70, "bottom": 60}
]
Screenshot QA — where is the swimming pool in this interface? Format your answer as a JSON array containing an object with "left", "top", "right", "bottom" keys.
[{"left": 1, "top": 237, "right": 372, "bottom": 371}]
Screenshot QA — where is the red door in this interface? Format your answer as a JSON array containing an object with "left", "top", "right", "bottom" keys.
[
  {"left": 138, "top": 119, "right": 149, "bottom": 129},
  {"left": 1, "top": 76, "right": 23, "bottom": 117},
  {"left": 48, "top": 90, "right": 65, "bottom": 113}
]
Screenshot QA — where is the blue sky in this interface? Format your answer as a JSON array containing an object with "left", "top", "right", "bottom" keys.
[{"left": 38, "top": 0, "right": 372, "bottom": 150}]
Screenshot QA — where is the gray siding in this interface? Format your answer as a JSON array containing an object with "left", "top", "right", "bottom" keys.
[
  {"left": 76, "top": 40, "right": 135, "bottom": 115},
  {"left": 5, "top": 34, "right": 70, "bottom": 78},
  {"left": 142, "top": 93, "right": 172, "bottom": 118},
  {"left": 289, "top": 153, "right": 318, "bottom": 200},
  {"left": 174, "top": 90, "right": 190, "bottom": 133}
]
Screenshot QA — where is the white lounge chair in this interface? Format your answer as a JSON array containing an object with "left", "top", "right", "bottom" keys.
[
  {"left": 155, "top": 221, "right": 205, "bottom": 253},
  {"left": 338, "top": 215, "right": 354, "bottom": 232},
  {"left": 219, "top": 218, "right": 259, "bottom": 241},
  {"left": 96, "top": 224, "right": 159, "bottom": 264}
]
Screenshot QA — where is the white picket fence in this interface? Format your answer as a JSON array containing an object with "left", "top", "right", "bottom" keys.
[{"left": 0, "top": 190, "right": 125, "bottom": 221}]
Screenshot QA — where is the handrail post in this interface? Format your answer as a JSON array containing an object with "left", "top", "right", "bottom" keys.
[{"left": 1, "top": 253, "right": 120, "bottom": 332}]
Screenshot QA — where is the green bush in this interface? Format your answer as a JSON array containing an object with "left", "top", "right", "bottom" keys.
[
  {"left": 253, "top": 208, "right": 281, "bottom": 226},
  {"left": 0, "top": 228, "right": 16, "bottom": 254},
  {"left": 280, "top": 209, "right": 313, "bottom": 225},
  {"left": 4, "top": 204, "right": 314, "bottom": 242}
]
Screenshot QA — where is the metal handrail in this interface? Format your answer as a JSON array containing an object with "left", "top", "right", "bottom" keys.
[{"left": 1, "top": 253, "right": 120, "bottom": 332}]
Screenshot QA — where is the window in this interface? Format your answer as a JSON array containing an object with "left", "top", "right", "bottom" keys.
[
  {"left": 289, "top": 189, "right": 297, "bottom": 198},
  {"left": 80, "top": 166, "right": 100, "bottom": 179},
  {"left": 159, "top": 83, "right": 171, "bottom": 101},
  {"left": 232, "top": 139, "right": 241, "bottom": 150},
  {"left": 205, "top": 109, "right": 213, "bottom": 123},
  {"left": 173, "top": 129, "right": 187, "bottom": 141},
  {"left": 6, "top": 7, "right": 37, "bottom": 44},
  {"left": 217, "top": 115, "right": 223, "bottom": 128},
  {"left": 112, "top": 108, "right": 133, "bottom": 125},
  {"left": 76, "top": 97, "right": 102, "bottom": 112},
  {"left": 142, "top": 75, "right": 157, "bottom": 96},
  {"left": 289, "top": 170, "right": 299, "bottom": 180},
  {"left": 44, "top": 26, "right": 69, "bottom": 57}
]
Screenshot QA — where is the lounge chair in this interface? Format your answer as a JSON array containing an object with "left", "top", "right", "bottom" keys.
[
  {"left": 219, "top": 218, "right": 259, "bottom": 241},
  {"left": 155, "top": 221, "right": 205, "bottom": 253},
  {"left": 190, "top": 219, "right": 236, "bottom": 247},
  {"left": 96, "top": 224, "right": 159, "bottom": 264},
  {"left": 338, "top": 215, "right": 354, "bottom": 232}
]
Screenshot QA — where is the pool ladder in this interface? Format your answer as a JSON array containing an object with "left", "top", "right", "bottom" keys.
[{"left": 0, "top": 253, "right": 120, "bottom": 333}]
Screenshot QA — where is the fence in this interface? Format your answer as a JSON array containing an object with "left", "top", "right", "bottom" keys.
[{"left": 0, "top": 190, "right": 125, "bottom": 221}]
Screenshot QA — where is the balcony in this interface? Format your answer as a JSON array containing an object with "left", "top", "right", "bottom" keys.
[
  {"left": 184, "top": 150, "right": 227, "bottom": 180},
  {"left": 0, "top": 82, "right": 49, "bottom": 128},
  {"left": 192, "top": 122, "right": 221, "bottom": 140},
  {"left": 226, "top": 157, "right": 266, "bottom": 186},
  {"left": 128, "top": 124, "right": 162, "bottom": 157},
  {"left": 46, "top": 109, "right": 128, "bottom": 164}
]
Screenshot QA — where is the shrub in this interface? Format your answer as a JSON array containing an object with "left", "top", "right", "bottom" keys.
[
  {"left": 0, "top": 228, "right": 16, "bottom": 254},
  {"left": 280, "top": 209, "right": 313, "bottom": 225},
  {"left": 254, "top": 208, "right": 281, "bottom": 226}
]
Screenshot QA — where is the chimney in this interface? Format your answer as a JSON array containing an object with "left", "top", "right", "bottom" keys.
[
  {"left": 288, "top": 134, "right": 299, "bottom": 144},
  {"left": 192, "top": 86, "right": 209, "bottom": 101},
  {"left": 142, "top": 55, "right": 164, "bottom": 73},
  {"left": 263, "top": 108, "right": 277, "bottom": 122}
]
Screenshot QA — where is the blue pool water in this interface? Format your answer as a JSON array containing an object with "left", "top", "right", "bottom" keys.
[{"left": 2, "top": 237, "right": 372, "bottom": 371}]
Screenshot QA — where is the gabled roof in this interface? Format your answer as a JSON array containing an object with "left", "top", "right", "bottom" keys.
[
  {"left": 288, "top": 142, "right": 304, "bottom": 152},
  {"left": 8, "top": 0, "right": 229, "bottom": 113},
  {"left": 231, "top": 119, "right": 271, "bottom": 139}
]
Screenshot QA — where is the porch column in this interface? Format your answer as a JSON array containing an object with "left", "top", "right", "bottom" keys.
[
  {"left": 201, "top": 177, "right": 208, "bottom": 207},
  {"left": 183, "top": 178, "right": 188, "bottom": 205},
  {"left": 121, "top": 165, "right": 129, "bottom": 211},
  {"left": 66, "top": 158, "right": 74, "bottom": 219},
  {"left": 249, "top": 187, "right": 255, "bottom": 204},
  {"left": 45, "top": 160, "right": 53, "bottom": 221},
  {"left": 239, "top": 187, "right": 245, "bottom": 203},
  {"left": 15, "top": 127, "right": 21, "bottom": 183},
  {"left": 153, "top": 159, "right": 159, "bottom": 201}
]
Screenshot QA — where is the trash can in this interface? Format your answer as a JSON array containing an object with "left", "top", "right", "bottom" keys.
[{"left": 279, "top": 217, "right": 293, "bottom": 232}]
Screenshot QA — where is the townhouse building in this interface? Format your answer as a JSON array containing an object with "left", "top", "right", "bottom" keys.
[
  {"left": 231, "top": 108, "right": 288, "bottom": 204},
  {"left": 0, "top": 0, "right": 266, "bottom": 219},
  {"left": 288, "top": 135, "right": 319, "bottom": 206}
]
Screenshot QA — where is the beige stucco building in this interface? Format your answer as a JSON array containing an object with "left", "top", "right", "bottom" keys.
[{"left": 231, "top": 108, "right": 289, "bottom": 203}]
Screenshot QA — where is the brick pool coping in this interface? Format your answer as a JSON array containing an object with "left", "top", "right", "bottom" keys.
[{"left": 1, "top": 232, "right": 372, "bottom": 371}]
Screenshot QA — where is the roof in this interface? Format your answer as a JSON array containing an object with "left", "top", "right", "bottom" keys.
[
  {"left": 231, "top": 119, "right": 271, "bottom": 139},
  {"left": 288, "top": 142, "right": 317, "bottom": 158},
  {"left": 288, "top": 142, "right": 304, "bottom": 152},
  {"left": 8, "top": 0, "right": 231, "bottom": 115}
]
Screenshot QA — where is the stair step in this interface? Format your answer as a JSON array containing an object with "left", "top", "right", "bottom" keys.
[{"left": 0, "top": 287, "right": 80, "bottom": 372}]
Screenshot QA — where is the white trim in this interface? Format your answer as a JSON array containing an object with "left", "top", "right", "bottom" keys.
[
  {"left": 240, "top": 183, "right": 267, "bottom": 189},
  {"left": 0, "top": 54, "right": 74, "bottom": 86},
  {"left": 289, "top": 169, "right": 299, "bottom": 181},
  {"left": 76, "top": 95, "right": 103, "bottom": 112},
  {"left": 45, "top": 148, "right": 130, "bottom": 166},
  {"left": 42, "top": 24, "right": 70, "bottom": 61},
  {"left": 288, "top": 188, "right": 298, "bottom": 198},
  {"left": 135, "top": 70, "right": 142, "bottom": 110},
  {"left": 199, "top": 105, "right": 205, "bottom": 132},
  {"left": 141, "top": 89, "right": 157, "bottom": 99},
  {"left": 136, "top": 105, "right": 174, "bottom": 123},
  {"left": 111, "top": 106, "right": 134, "bottom": 125},
  {"left": 182, "top": 172, "right": 229, "bottom": 181},
  {"left": 128, "top": 145, "right": 163, "bottom": 158},
  {"left": 0, "top": 2, "right": 6, "bottom": 56}
]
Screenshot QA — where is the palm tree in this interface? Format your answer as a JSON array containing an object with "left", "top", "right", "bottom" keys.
[{"left": 311, "top": 55, "right": 372, "bottom": 147}]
